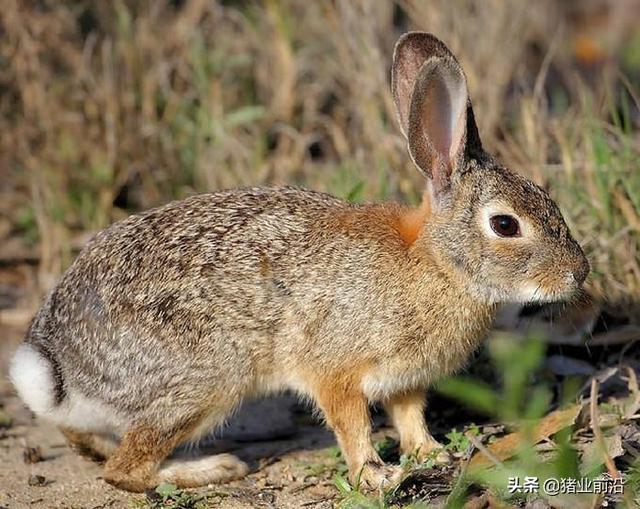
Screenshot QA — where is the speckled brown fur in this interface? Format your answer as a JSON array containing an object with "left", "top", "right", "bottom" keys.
[
  {"left": 60, "top": 428, "right": 117, "bottom": 461},
  {"left": 10, "top": 32, "right": 589, "bottom": 491}
]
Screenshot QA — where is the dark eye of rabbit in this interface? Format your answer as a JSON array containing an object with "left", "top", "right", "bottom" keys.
[{"left": 490, "top": 215, "right": 520, "bottom": 237}]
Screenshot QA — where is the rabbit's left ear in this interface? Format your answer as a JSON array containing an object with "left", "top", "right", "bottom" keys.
[{"left": 392, "top": 32, "right": 481, "bottom": 195}]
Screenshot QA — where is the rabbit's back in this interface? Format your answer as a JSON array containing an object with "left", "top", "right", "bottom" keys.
[
  {"left": 19, "top": 187, "right": 358, "bottom": 425},
  {"left": 39, "top": 186, "right": 347, "bottom": 333}
]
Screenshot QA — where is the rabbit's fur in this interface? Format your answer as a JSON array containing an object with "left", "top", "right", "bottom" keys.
[{"left": 10, "top": 33, "right": 589, "bottom": 492}]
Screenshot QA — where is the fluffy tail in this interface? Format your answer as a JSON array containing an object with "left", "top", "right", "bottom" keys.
[{"left": 9, "top": 343, "right": 59, "bottom": 416}]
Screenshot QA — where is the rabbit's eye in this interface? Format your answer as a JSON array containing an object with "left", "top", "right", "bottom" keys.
[{"left": 490, "top": 215, "right": 520, "bottom": 237}]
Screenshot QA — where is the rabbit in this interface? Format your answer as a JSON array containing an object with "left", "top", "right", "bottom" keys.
[{"left": 9, "top": 32, "right": 589, "bottom": 492}]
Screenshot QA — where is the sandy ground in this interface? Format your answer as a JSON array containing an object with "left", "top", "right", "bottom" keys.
[{"left": 0, "top": 322, "right": 394, "bottom": 509}]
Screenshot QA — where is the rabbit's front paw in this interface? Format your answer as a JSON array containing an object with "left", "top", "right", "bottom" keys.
[
  {"left": 356, "top": 461, "right": 404, "bottom": 490},
  {"left": 432, "top": 448, "right": 452, "bottom": 464},
  {"left": 413, "top": 441, "right": 451, "bottom": 465}
]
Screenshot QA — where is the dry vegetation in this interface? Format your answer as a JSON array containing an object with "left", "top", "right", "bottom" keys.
[{"left": 1, "top": 0, "right": 639, "bottom": 307}]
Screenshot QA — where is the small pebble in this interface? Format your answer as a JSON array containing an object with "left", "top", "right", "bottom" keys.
[
  {"left": 23, "top": 446, "right": 44, "bottom": 464},
  {"left": 27, "top": 474, "right": 47, "bottom": 486},
  {"left": 258, "top": 491, "right": 275, "bottom": 504}
]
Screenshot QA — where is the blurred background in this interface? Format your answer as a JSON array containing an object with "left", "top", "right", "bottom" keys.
[
  {"left": 1, "top": 3, "right": 640, "bottom": 506},
  {"left": 1, "top": 0, "right": 639, "bottom": 309}
]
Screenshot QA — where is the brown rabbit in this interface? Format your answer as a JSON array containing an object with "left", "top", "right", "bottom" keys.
[{"left": 9, "top": 32, "right": 589, "bottom": 492}]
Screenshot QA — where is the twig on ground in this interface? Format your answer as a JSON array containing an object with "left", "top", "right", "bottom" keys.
[
  {"left": 465, "top": 432, "right": 504, "bottom": 469},
  {"left": 589, "top": 379, "right": 635, "bottom": 508},
  {"left": 590, "top": 378, "right": 620, "bottom": 479}
]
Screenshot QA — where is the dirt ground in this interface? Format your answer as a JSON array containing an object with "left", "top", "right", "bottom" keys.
[{"left": 0, "top": 321, "right": 393, "bottom": 509}]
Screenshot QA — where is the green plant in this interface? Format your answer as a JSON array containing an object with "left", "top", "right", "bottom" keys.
[
  {"left": 437, "top": 333, "right": 550, "bottom": 423},
  {"left": 129, "top": 483, "right": 209, "bottom": 509},
  {"left": 374, "top": 436, "right": 399, "bottom": 461},
  {"left": 334, "top": 472, "right": 386, "bottom": 509},
  {"left": 436, "top": 334, "right": 601, "bottom": 506},
  {"left": 445, "top": 425, "right": 480, "bottom": 455}
]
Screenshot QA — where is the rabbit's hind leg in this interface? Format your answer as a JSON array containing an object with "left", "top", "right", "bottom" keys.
[
  {"left": 103, "top": 413, "right": 248, "bottom": 492},
  {"left": 60, "top": 427, "right": 118, "bottom": 461},
  {"left": 103, "top": 421, "right": 192, "bottom": 492}
]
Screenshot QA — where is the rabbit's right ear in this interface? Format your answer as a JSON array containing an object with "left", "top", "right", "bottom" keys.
[{"left": 392, "top": 32, "right": 480, "bottom": 196}]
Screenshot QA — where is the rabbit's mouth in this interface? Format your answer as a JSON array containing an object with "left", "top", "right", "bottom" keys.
[{"left": 515, "top": 277, "right": 582, "bottom": 304}]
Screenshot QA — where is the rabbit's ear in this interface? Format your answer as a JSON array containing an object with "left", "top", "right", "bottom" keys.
[{"left": 392, "top": 32, "right": 479, "bottom": 194}]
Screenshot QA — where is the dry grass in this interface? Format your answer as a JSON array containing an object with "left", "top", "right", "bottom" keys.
[{"left": 1, "top": 0, "right": 639, "bottom": 304}]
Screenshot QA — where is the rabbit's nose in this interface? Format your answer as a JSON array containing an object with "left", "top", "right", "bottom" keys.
[{"left": 572, "top": 256, "right": 590, "bottom": 286}]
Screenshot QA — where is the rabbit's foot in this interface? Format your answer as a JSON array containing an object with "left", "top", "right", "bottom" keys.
[
  {"left": 104, "top": 459, "right": 157, "bottom": 492},
  {"left": 156, "top": 453, "right": 249, "bottom": 488},
  {"left": 357, "top": 460, "right": 404, "bottom": 490},
  {"left": 104, "top": 428, "right": 248, "bottom": 491},
  {"left": 432, "top": 448, "right": 452, "bottom": 464},
  {"left": 413, "top": 441, "right": 451, "bottom": 465}
]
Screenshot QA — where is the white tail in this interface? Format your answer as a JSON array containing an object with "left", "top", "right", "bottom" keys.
[{"left": 10, "top": 343, "right": 56, "bottom": 416}]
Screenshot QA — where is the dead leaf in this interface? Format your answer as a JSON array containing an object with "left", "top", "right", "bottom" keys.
[
  {"left": 468, "top": 405, "right": 581, "bottom": 469},
  {"left": 597, "top": 412, "right": 621, "bottom": 429}
]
